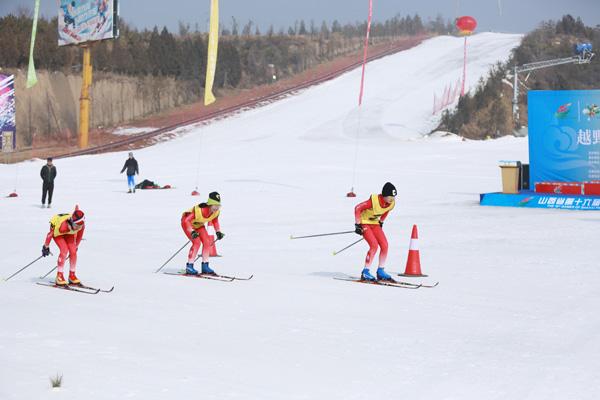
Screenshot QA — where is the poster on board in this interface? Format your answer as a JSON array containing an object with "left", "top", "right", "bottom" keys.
[
  {"left": 528, "top": 90, "right": 600, "bottom": 185},
  {"left": 58, "top": 0, "right": 119, "bottom": 46},
  {"left": 0, "top": 74, "right": 16, "bottom": 153}
]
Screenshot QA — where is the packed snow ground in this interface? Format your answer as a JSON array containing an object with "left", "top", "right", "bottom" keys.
[
  {"left": 112, "top": 127, "right": 157, "bottom": 136},
  {"left": 3, "top": 33, "right": 600, "bottom": 400}
]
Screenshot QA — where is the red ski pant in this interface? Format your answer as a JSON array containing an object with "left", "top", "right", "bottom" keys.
[
  {"left": 53, "top": 235, "right": 78, "bottom": 274},
  {"left": 181, "top": 222, "right": 212, "bottom": 263},
  {"left": 362, "top": 224, "right": 388, "bottom": 268}
]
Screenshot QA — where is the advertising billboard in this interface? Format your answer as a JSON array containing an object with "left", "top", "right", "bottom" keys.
[
  {"left": 58, "top": 0, "right": 119, "bottom": 46},
  {"left": 0, "top": 74, "right": 16, "bottom": 153},
  {"left": 528, "top": 90, "right": 600, "bottom": 186},
  {"left": 480, "top": 192, "right": 600, "bottom": 211}
]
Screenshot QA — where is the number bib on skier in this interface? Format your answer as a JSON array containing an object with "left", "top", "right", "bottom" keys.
[{"left": 360, "top": 194, "right": 395, "bottom": 225}]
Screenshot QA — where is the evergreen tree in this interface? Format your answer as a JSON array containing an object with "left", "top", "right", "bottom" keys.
[
  {"left": 159, "top": 26, "right": 180, "bottom": 76},
  {"left": 331, "top": 20, "right": 342, "bottom": 33},
  {"left": 299, "top": 20, "right": 307, "bottom": 35},
  {"left": 412, "top": 14, "right": 424, "bottom": 34},
  {"left": 215, "top": 42, "right": 241, "bottom": 87},
  {"left": 147, "top": 27, "right": 163, "bottom": 75}
]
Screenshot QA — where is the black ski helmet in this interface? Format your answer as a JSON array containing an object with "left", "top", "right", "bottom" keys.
[
  {"left": 382, "top": 182, "right": 397, "bottom": 197},
  {"left": 207, "top": 191, "right": 221, "bottom": 206}
]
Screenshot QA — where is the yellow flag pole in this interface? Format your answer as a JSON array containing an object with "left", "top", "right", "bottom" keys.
[
  {"left": 26, "top": 0, "right": 40, "bottom": 88},
  {"left": 204, "top": 0, "right": 219, "bottom": 106},
  {"left": 79, "top": 45, "right": 92, "bottom": 149}
]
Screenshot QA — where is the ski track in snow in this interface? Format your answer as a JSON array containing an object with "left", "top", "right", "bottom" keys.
[{"left": 2, "top": 33, "right": 600, "bottom": 400}]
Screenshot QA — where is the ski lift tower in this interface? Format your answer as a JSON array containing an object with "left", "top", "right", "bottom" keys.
[{"left": 512, "top": 43, "right": 594, "bottom": 124}]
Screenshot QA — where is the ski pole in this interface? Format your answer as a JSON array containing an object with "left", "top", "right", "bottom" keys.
[
  {"left": 193, "top": 238, "right": 221, "bottom": 263},
  {"left": 40, "top": 265, "right": 58, "bottom": 279},
  {"left": 290, "top": 231, "right": 355, "bottom": 240},
  {"left": 40, "top": 255, "right": 70, "bottom": 280},
  {"left": 40, "top": 266, "right": 57, "bottom": 280},
  {"left": 155, "top": 241, "right": 190, "bottom": 273},
  {"left": 332, "top": 238, "right": 364, "bottom": 256},
  {"left": 4, "top": 255, "right": 45, "bottom": 281}
]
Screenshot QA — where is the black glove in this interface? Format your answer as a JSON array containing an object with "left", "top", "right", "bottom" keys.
[
  {"left": 191, "top": 231, "right": 199, "bottom": 239},
  {"left": 379, "top": 221, "right": 384, "bottom": 227},
  {"left": 216, "top": 231, "right": 225, "bottom": 240},
  {"left": 354, "top": 224, "right": 363, "bottom": 236},
  {"left": 42, "top": 246, "right": 50, "bottom": 257}
]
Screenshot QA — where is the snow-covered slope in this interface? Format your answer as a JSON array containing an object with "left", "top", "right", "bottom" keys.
[{"left": 4, "top": 33, "right": 599, "bottom": 400}]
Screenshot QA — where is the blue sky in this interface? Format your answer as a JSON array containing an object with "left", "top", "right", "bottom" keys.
[{"left": 1, "top": 0, "right": 598, "bottom": 33}]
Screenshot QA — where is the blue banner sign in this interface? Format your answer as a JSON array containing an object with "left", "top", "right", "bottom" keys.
[
  {"left": 480, "top": 192, "right": 600, "bottom": 211},
  {"left": 528, "top": 90, "right": 600, "bottom": 186}
]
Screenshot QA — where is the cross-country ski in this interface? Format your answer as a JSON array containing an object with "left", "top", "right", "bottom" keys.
[
  {"left": 164, "top": 271, "right": 235, "bottom": 282},
  {"left": 36, "top": 282, "right": 101, "bottom": 295}
]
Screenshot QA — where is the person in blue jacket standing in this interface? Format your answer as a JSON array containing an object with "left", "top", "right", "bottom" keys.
[{"left": 120, "top": 152, "right": 139, "bottom": 193}]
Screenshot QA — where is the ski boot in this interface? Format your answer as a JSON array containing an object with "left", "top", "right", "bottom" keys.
[
  {"left": 185, "top": 263, "right": 199, "bottom": 275},
  {"left": 376, "top": 268, "right": 393, "bottom": 282},
  {"left": 361, "top": 268, "right": 377, "bottom": 282},
  {"left": 68, "top": 272, "right": 81, "bottom": 285},
  {"left": 201, "top": 262, "right": 216, "bottom": 275},
  {"left": 55, "top": 272, "right": 68, "bottom": 286}
]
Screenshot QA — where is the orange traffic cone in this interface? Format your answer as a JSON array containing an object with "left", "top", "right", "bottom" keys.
[{"left": 399, "top": 225, "right": 428, "bottom": 277}]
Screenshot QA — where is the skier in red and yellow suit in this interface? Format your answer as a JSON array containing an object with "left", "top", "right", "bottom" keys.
[
  {"left": 354, "top": 182, "right": 397, "bottom": 281},
  {"left": 42, "top": 207, "right": 85, "bottom": 286},
  {"left": 181, "top": 192, "right": 225, "bottom": 275}
]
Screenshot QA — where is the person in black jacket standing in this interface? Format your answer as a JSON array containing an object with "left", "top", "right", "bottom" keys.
[
  {"left": 120, "top": 152, "right": 139, "bottom": 193},
  {"left": 40, "top": 158, "right": 57, "bottom": 208}
]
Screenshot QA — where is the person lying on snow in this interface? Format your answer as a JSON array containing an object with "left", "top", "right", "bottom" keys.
[{"left": 135, "top": 179, "right": 172, "bottom": 190}]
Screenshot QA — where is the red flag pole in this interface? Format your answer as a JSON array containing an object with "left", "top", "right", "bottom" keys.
[
  {"left": 348, "top": 0, "right": 373, "bottom": 198},
  {"left": 461, "top": 36, "right": 467, "bottom": 97},
  {"left": 358, "top": 0, "right": 373, "bottom": 106}
]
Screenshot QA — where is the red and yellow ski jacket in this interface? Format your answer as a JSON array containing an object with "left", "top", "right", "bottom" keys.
[
  {"left": 354, "top": 194, "right": 394, "bottom": 225},
  {"left": 44, "top": 214, "right": 85, "bottom": 247},
  {"left": 181, "top": 205, "right": 221, "bottom": 235}
]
